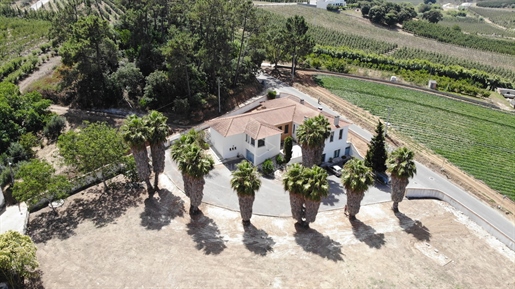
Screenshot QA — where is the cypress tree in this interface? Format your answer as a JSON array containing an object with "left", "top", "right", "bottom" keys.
[
  {"left": 364, "top": 121, "right": 388, "bottom": 173},
  {"left": 284, "top": 136, "right": 293, "bottom": 163}
]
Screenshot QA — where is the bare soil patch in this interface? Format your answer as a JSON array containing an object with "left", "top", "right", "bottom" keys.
[{"left": 27, "top": 175, "right": 515, "bottom": 288}]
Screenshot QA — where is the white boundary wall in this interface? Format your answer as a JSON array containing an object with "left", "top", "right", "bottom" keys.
[{"left": 406, "top": 188, "right": 515, "bottom": 251}]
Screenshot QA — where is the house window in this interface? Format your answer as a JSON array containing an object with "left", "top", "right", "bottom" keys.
[
  {"left": 293, "top": 125, "right": 296, "bottom": 134},
  {"left": 339, "top": 129, "right": 343, "bottom": 140},
  {"left": 258, "top": 139, "right": 265, "bottom": 147},
  {"left": 321, "top": 153, "right": 326, "bottom": 163},
  {"left": 329, "top": 132, "right": 334, "bottom": 142},
  {"left": 284, "top": 125, "right": 289, "bottom": 134},
  {"left": 251, "top": 137, "right": 255, "bottom": 146},
  {"left": 334, "top": 149, "right": 340, "bottom": 158},
  {"left": 245, "top": 134, "right": 249, "bottom": 143}
]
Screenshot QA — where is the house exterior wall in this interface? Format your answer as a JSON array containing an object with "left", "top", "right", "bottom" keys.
[
  {"left": 209, "top": 128, "right": 244, "bottom": 160},
  {"left": 277, "top": 121, "right": 293, "bottom": 141},
  {"left": 316, "top": 0, "right": 346, "bottom": 9},
  {"left": 322, "top": 127, "right": 349, "bottom": 162},
  {"left": 252, "top": 134, "right": 281, "bottom": 165}
]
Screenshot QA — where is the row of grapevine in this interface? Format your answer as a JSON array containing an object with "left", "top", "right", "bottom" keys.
[
  {"left": 313, "top": 45, "right": 513, "bottom": 90},
  {"left": 317, "top": 75, "right": 515, "bottom": 198},
  {"left": 308, "top": 26, "right": 397, "bottom": 54},
  {"left": 402, "top": 20, "right": 515, "bottom": 55},
  {"left": 390, "top": 47, "right": 515, "bottom": 83},
  {"left": 475, "top": 0, "right": 515, "bottom": 8}
]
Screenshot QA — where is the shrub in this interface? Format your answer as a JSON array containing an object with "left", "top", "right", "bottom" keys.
[
  {"left": 43, "top": 114, "right": 66, "bottom": 142},
  {"left": 275, "top": 154, "right": 284, "bottom": 165},
  {"left": 261, "top": 159, "right": 274, "bottom": 176},
  {"left": 267, "top": 90, "right": 277, "bottom": 100},
  {"left": 7, "top": 142, "right": 31, "bottom": 163},
  {"left": 284, "top": 136, "right": 293, "bottom": 163}
]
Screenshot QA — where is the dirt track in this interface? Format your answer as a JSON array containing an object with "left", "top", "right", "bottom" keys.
[{"left": 290, "top": 70, "right": 515, "bottom": 222}]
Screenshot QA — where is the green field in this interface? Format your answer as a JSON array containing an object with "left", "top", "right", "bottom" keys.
[
  {"left": 0, "top": 16, "right": 50, "bottom": 62},
  {"left": 261, "top": 5, "right": 515, "bottom": 71},
  {"left": 316, "top": 75, "right": 515, "bottom": 199}
]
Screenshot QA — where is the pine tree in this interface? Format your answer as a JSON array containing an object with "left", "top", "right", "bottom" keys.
[{"left": 364, "top": 121, "right": 388, "bottom": 173}]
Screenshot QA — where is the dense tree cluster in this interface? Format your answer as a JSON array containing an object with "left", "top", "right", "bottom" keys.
[
  {"left": 357, "top": 0, "right": 417, "bottom": 26},
  {"left": 53, "top": 0, "right": 269, "bottom": 113}
]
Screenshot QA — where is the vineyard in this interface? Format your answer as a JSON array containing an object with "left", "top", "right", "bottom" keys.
[
  {"left": 439, "top": 16, "right": 515, "bottom": 40},
  {"left": 316, "top": 75, "right": 515, "bottom": 199},
  {"left": 476, "top": 0, "right": 515, "bottom": 8},
  {"left": 0, "top": 16, "right": 54, "bottom": 83},
  {"left": 0, "top": 0, "right": 126, "bottom": 84},
  {"left": 468, "top": 6, "right": 515, "bottom": 29},
  {"left": 390, "top": 47, "right": 515, "bottom": 83},
  {"left": 402, "top": 20, "right": 515, "bottom": 55},
  {"left": 260, "top": 5, "right": 515, "bottom": 71}
]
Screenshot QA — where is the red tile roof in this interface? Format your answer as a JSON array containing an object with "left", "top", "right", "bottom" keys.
[{"left": 209, "top": 94, "right": 350, "bottom": 138}]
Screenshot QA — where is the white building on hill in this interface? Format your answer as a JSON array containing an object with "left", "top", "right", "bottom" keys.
[{"left": 316, "top": 0, "right": 346, "bottom": 9}]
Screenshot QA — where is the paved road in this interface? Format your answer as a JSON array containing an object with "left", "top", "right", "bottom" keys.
[{"left": 257, "top": 73, "right": 515, "bottom": 241}]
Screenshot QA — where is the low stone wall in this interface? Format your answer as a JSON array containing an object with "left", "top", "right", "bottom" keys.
[{"left": 406, "top": 188, "right": 515, "bottom": 251}]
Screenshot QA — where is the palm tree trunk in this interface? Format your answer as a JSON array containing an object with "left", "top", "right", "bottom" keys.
[
  {"left": 289, "top": 192, "right": 304, "bottom": 222},
  {"left": 301, "top": 146, "right": 317, "bottom": 168},
  {"left": 238, "top": 194, "right": 255, "bottom": 222},
  {"left": 305, "top": 199, "right": 321, "bottom": 223},
  {"left": 391, "top": 176, "right": 409, "bottom": 212},
  {"left": 347, "top": 191, "right": 365, "bottom": 220},
  {"left": 150, "top": 142, "right": 165, "bottom": 189},
  {"left": 131, "top": 147, "right": 151, "bottom": 183},
  {"left": 189, "top": 176, "right": 205, "bottom": 213}
]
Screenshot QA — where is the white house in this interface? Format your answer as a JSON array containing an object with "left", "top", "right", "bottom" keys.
[
  {"left": 316, "top": 0, "right": 346, "bottom": 9},
  {"left": 207, "top": 94, "right": 351, "bottom": 166}
]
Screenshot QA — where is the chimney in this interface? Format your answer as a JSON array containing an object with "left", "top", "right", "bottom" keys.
[
  {"left": 334, "top": 115, "right": 340, "bottom": 127},
  {"left": 300, "top": 99, "right": 304, "bottom": 104}
]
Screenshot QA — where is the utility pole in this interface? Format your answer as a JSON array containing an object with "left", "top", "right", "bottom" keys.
[
  {"left": 385, "top": 107, "right": 392, "bottom": 137},
  {"left": 8, "top": 162, "right": 14, "bottom": 187},
  {"left": 217, "top": 77, "right": 221, "bottom": 114}
]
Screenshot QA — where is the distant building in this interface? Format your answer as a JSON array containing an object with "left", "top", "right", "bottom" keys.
[{"left": 316, "top": 0, "right": 346, "bottom": 9}]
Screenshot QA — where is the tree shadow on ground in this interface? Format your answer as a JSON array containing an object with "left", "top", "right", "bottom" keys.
[
  {"left": 242, "top": 223, "right": 275, "bottom": 256},
  {"left": 140, "top": 189, "right": 185, "bottom": 230},
  {"left": 186, "top": 212, "right": 227, "bottom": 255},
  {"left": 25, "top": 270, "right": 45, "bottom": 289},
  {"left": 351, "top": 219, "right": 386, "bottom": 249},
  {"left": 28, "top": 182, "right": 144, "bottom": 244},
  {"left": 293, "top": 223, "right": 344, "bottom": 262},
  {"left": 395, "top": 211, "right": 431, "bottom": 242}
]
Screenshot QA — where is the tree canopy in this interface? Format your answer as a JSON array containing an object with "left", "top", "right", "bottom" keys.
[
  {"left": 57, "top": 122, "right": 127, "bottom": 188},
  {"left": 0, "top": 230, "right": 39, "bottom": 288},
  {"left": 364, "top": 121, "right": 388, "bottom": 173}
]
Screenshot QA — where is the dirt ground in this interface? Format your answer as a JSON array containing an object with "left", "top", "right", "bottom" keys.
[{"left": 27, "top": 175, "right": 514, "bottom": 288}]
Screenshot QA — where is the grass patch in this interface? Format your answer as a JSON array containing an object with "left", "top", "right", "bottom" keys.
[{"left": 316, "top": 75, "right": 515, "bottom": 200}]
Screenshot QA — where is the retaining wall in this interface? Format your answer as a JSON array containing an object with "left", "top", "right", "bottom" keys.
[{"left": 406, "top": 188, "right": 515, "bottom": 251}]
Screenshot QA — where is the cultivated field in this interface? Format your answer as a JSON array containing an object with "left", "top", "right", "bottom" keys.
[
  {"left": 469, "top": 6, "right": 515, "bottom": 29},
  {"left": 440, "top": 16, "right": 515, "bottom": 39},
  {"left": 316, "top": 75, "right": 515, "bottom": 200},
  {"left": 0, "top": 16, "right": 53, "bottom": 82},
  {"left": 260, "top": 5, "right": 515, "bottom": 71}
]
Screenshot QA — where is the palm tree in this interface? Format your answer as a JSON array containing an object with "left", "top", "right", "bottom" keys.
[
  {"left": 121, "top": 114, "right": 152, "bottom": 192},
  {"left": 304, "top": 165, "right": 329, "bottom": 224},
  {"left": 342, "top": 159, "right": 374, "bottom": 221},
  {"left": 230, "top": 160, "right": 262, "bottom": 226},
  {"left": 387, "top": 147, "right": 417, "bottom": 213},
  {"left": 144, "top": 111, "right": 170, "bottom": 190},
  {"left": 296, "top": 115, "right": 331, "bottom": 167},
  {"left": 283, "top": 163, "right": 306, "bottom": 224},
  {"left": 171, "top": 139, "right": 214, "bottom": 215}
]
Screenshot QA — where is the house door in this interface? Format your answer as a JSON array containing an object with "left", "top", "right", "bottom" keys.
[
  {"left": 345, "top": 146, "right": 351, "bottom": 156},
  {"left": 246, "top": 149, "right": 254, "bottom": 164}
]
